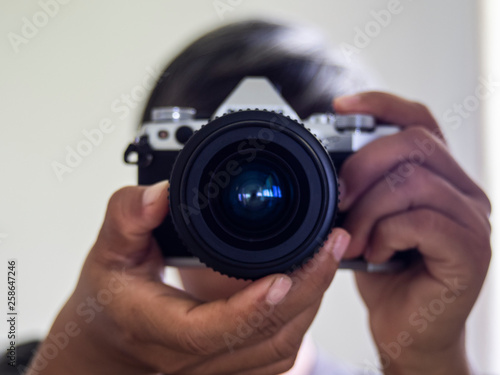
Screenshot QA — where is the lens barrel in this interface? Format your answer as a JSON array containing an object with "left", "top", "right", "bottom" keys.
[{"left": 169, "top": 110, "right": 338, "bottom": 279}]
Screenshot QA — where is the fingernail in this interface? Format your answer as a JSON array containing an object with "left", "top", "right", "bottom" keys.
[
  {"left": 143, "top": 181, "right": 169, "bottom": 207},
  {"left": 266, "top": 276, "right": 292, "bottom": 305},
  {"left": 327, "top": 231, "right": 350, "bottom": 262}
]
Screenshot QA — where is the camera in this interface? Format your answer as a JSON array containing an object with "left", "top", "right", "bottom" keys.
[{"left": 124, "top": 77, "right": 409, "bottom": 279}]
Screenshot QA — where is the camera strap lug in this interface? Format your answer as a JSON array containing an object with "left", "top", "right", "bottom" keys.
[{"left": 124, "top": 135, "right": 154, "bottom": 167}]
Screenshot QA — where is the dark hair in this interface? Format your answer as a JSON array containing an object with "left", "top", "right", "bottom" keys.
[{"left": 141, "top": 19, "right": 369, "bottom": 122}]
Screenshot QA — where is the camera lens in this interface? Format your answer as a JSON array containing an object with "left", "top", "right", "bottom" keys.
[
  {"left": 169, "top": 110, "right": 338, "bottom": 279},
  {"left": 214, "top": 153, "right": 296, "bottom": 239}
]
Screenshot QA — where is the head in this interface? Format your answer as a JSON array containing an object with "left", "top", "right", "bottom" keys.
[{"left": 143, "top": 19, "right": 370, "bottom": 300}]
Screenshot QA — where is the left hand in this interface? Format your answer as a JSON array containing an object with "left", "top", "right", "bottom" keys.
[
  {"left": 25, "top": 182, "right": 350, "bottom": 375},
  {"left": 334, "top": 92, "right": 491, "bottom": 375}
]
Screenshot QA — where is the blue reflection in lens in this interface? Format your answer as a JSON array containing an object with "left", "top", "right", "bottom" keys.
[
  {"left": 236, "top": 177, "right": 282, "bottom": 208},
  {"left": 220, "top": 163, "right": 290, "bottom": 231}
]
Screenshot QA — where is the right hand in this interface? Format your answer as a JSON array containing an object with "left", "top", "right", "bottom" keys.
[
  {"left": 334, "top": 93, "right": 491, "bottom": 374},
  {"left": 26, "top": 181, "right": 350, "bottom": 375}
]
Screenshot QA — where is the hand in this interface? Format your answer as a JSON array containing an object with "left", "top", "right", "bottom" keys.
[
  {"left": 334, "top": 93, "right": 491, "bottom": 375},
  {"left": 26, "top": 181, "right": 350, "bottom": 375}
]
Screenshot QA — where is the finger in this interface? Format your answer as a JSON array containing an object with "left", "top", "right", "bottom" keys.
[
  {"left": 334, "top": 91, "right": 442, "bottom": 137},
  {"left": 185, "top": 229, "right": 349, "bottom": 349},
  {"left": 130, "top": 275, "right": 312, "bottom": 374},
  {"left": 366, "top": 209, "right": 491, "bottom": 282},
  {"left": 209, "top": 302, "right": 320, "bottom": 374},
  {"left": 122, "top": 273, "right": 290, "bottom": 374},
  {"left": 338, "top": 127, "right": 490, "bottom": 213},
  {"left": 138, "top": 229, "right": 349, "bottom": 359},
  {"left": 185, "top": 303, "right": 321, "bottom": 375},
  {"left": 343, "top": 165, "right": 488, "bottom": 258},
  {"left": 93, "top": 181, "right": 170, "bottom": 264}
]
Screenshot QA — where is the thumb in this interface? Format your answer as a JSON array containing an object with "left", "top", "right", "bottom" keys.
[{"left": 94, "top": 180, "right": 170, "bottom": 264}]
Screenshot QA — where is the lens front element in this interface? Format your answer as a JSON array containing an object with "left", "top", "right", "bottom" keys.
[{"left": 216, "top": 154, "right": 295, "bottom": 239}]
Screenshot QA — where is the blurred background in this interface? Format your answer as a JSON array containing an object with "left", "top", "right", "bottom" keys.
[{"left": 1, "top": 0, "right": 499, "bottom": 373}]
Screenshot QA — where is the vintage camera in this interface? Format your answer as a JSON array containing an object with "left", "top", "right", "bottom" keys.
[{"left": 124, "top": 77, "right": 410, "bottom": 279}]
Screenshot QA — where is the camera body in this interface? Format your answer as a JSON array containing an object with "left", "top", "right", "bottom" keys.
[{"left": 125, "top": 77, "right": 403, "bottom": 279}]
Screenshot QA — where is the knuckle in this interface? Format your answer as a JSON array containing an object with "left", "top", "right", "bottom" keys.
[
  {"left": 374, "top": 214, "right": 399, "bottom": 240},
  {"left": 481, "top": 239, "right": 492, "bottom": 262},
  {"left": 411, "top": 101, "right": 440, "bottom": 130},
  {"left": 404, "top": 124, "right": 443, "bottom": 147},
  {"left": 410, "top": 209, "right": 438, "bottom": 236},
  {"left": 269, "top": 336, "right": 301, "bottom": 362},
  {"left": 485, "top": 193, "right": 492, "bottom": 214},
  {"left": 107, "top": 186, "right": 134, "bottom": 209},
  {"left": 412, "top": 101, "right": 431, "bottom": 116},
  {"left": 275, "top": 356, "right": 298, "bottom": 374},
  {"left": 105, "top": 186, "right": 138, "bottom": 228},
  {"left": 387, "top": 163, "right": 425, "bottom": 199},
  {"left": 475, "top": 231, "right": 492, "bottom": 271},
  {"left": 478, "top": 192, "right": 492, "bottom": 216},
  {"left": 403, "top": 167, "right": 432, "bottom": 196},
  {"left": 460, "top": 232, "right": 491, "bottom": 281},
  {"left": 119, "top": 324, "right": 143, "bottom": 348},
  {"left": 482, "top": 242, "right": 492, "bottom": 269},
  {"left": 176, "top": 328, "right": 217, "bottom": 356}
]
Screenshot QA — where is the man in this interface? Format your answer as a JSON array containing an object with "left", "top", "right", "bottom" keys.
[{"left": 24, "top": 20, "right": 491, "bottom": 374}]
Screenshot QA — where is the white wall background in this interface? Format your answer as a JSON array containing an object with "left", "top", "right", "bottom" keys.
[{"left": 0, "top": 0, "right": 498, "bottom": 373}]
